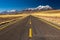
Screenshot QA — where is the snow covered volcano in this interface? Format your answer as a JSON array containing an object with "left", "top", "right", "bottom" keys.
[{"left": 25, "top": 5, "right": 53, "bottom": 11}]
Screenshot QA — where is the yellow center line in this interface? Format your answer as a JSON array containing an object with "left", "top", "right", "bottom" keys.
[
  {"left": 29, "top": 28, "right": 32, "bottom": 38},
  {"left": 29, "top": 17, "right": 33, "bottom": 38},
  {"left": 30, "top": 21, "right": 32, "bottom": 24}
]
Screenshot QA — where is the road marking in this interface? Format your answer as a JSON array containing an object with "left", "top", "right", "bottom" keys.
[
  {"left": 30, "top": 21, "right": 32, "bottom": 24},
  {"left": 29, "top": 28, "right": 32, "bottom": 38},
  {"left": 0, "top": 19, "right": 16, "bottom": 25},
  {"left": 0, "top": 18, "right": 20, "bottom": 30},
  {"left": 33, "top": 15, "right": 60, "bottom": 30},
  {"left": 39, "top": 18, "right": 60, "bottom": 30},
  {"left": 29, "top": 17, "right": 32, "bottom": 24},
  {"left": 29, "top": 16, "right": 33, "bottom": 38},
  {"left": 0, "top": 16, "right": 28, "bottom": 30}
]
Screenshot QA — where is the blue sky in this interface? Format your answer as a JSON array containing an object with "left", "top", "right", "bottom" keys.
[{"left": 0, "top": 0, "right": 60, "bottom": 12}]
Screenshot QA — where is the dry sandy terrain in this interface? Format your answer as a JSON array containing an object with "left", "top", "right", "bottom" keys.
[
  {"left": 0, "top": 14, "right": 28, "bottom": 23},
  {"left": 0, "top": 10, "right": 60, "bottom": 26},
  {"left": 32, "top": 10, "right": 60, "bottom": 26}
]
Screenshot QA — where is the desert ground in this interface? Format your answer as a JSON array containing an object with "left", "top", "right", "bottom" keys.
[
  {"left": 0, "top": 14, "right": 29, "bottom": 25},
  {"left": 0, "top": 10, "right": 60, "bottom": 26},
  {"left": 32, "top": 10, "right": 60, "bottom": 26}
]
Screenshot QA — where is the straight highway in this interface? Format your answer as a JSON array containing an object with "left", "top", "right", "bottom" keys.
[{"left": 0, "top": 15, "right": 60, "bottom": 40}]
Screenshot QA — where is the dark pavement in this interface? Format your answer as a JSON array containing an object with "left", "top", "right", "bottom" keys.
[{"left": 0, "top": 15, "right": 60, "bottom": 40}]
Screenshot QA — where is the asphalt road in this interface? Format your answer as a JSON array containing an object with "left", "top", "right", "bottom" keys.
[{"left": 0, "top": 15, "right": 60, "bottom": 40}]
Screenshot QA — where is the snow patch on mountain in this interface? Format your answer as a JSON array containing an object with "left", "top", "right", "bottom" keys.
[
  {"left": 25, "top": 5, "right": 53, "bottom": 10},
  {"left": 36, "top": 5, "right": 52, "bottom": 10},
  {"left": 7, "top": 10, "right": 16, "bottom": 12}
]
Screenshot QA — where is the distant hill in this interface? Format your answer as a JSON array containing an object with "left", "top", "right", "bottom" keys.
[
  {"left": 24, "top": 5, "right": 53, "bottom": 11},
  {"left": 0, "top": 5, "right": 59, "bottom": 14},
  {"left": 21, "top": 5, "right": 54, "bottom": 13},
  {"left": 0, "top": 10, "right": 22, "bottom": 14}
]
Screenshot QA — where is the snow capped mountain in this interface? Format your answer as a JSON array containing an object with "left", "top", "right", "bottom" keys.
[
  {"left": 25, "top": 5, "right": 53, "bottom": 11},
  {"left": 26, "top": 8, "right": 35, "bottom": 10},
  {"left": 0, "top": 5, "right": 53, "bottom": 14},
  {"left": 0, "top": 9, "right": 19, "bottom": 14},
  {"left": 0, "top": 10, "right": 18, "bottom": 13},
  {"left": 36, "top": 5, "right": 52, "bottom": 10},
  {"left": 7, "top": 10, "right": 17, "bottom": 12}
]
